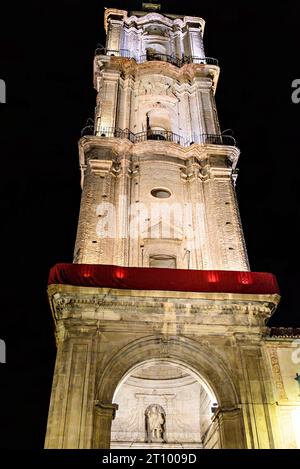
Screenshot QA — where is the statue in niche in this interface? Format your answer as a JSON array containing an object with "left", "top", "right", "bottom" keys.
[{"left": 145, "top": 404, "right": 166, "bottom": 443}]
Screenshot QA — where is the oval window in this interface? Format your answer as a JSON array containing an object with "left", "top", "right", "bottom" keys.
[{"left": 151, "top": 188, "right": 171, "bottom": 199}]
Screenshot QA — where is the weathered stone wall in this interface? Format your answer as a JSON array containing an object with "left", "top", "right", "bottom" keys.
[
  {"left": 94, "top": 62, "right": 219, "bottom": 139},
  {"left": 45, "top": 285, "right": 284, "bottom": 449},
  {"left": 74, "top": 139, "right": 248, "bottom": 271},
  {"left": 263, "top": 339, "right": 300, "bottom": 448}
]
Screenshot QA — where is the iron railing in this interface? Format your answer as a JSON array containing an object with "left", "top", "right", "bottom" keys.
[
  {"left": 140, "top": 53, "right": 182, "bottom": 67},
  {"left": 134, "top": 129, "right": 185, "bottom": 145},
  {"left": 81, "top": 126, "right": 236, "bottom": 147},
  {"left": 95, "top": 47, "right": 218, "bottom": 67},
  {"left": 196, "top": 134, "right": 236, "bottom": 145},
  {"left": 95, "top": 47, "right": 132, "bottom": 58},
  {"left": 184, "top": 56, "right": 218, "bottom": 66},
  {"left": 81, "top": 126, "right": 136, "bottom": 140}
]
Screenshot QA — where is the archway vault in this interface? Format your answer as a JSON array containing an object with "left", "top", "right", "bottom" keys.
[
  {"left": 96, "top": 335, "right": 239, "bottom": 410},
  {"left": 93, "top": 335, "right": 246, "bottom": 449}
]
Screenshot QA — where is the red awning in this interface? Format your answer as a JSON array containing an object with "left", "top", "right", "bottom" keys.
[{"left": 48, "top": 263, "right": 280, "bottom": 295}]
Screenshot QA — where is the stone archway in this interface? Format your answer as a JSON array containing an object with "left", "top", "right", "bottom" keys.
[
  {"left": 111, "top": 359, "right": 217, "bottom": 448},
  {"left": 92, "top": 335, "right": 246, "bottom": 449}
]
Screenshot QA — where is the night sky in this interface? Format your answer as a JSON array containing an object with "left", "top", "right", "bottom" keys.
[{"left": 0, "top": 0, "right": 300, "bottom": 449}]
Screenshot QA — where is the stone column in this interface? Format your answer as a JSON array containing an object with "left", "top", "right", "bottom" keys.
[
  {"left": 202, "top": 173, "right": 224, "bottom": 269},
  {"left": 174, "top": 29, "right": 182, "bottom": 59},
  {"left": 217, "top": 408, "right": 247, "bottom": 449},
  {"left": 114, "top": 157, "right": 131, "bottom": 265},
  {"left": 92, "top": 402, "right": 119, "bottom": 449},
  {"left": 239, "top": 345, "right": 276, "bottom": 448},
  {"left": 123, "top": 75, "right": 135, "bottom": 131},
  {"left": 44, "top": 329, "right": 97, "bottom": 449},
  {"left": 203, "top": 166, "right": 249, "bottom": 271},
  {"left": 74, "top": 159, "right": 114, "bottom": 264},
  {"left": 188, "top": 26, "right": 205, "bottom": 58},
  {"left": 181, "top": 92, "right": 193, "bottom": 142},
  {"left": 106, "top": 20, "right": 123, "bottom": 52},
  {"left": 185, "top": 161, "right": 206, "bottom": 270},
  {"left": 199, "top": 87, "right": 217, "bottom": 135},
  {"left": 98, "top": 71, "right": 120, "bottom": 130}
]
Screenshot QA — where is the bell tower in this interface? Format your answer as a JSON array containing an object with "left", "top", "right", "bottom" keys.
[
  {"left": 45, "top": 4, "right": 285, "bottom": 450},
  {"left": 74, "top": 4, "right": 249, "bottom": 272}
]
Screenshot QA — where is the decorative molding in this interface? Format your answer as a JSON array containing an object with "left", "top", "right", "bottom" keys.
[
  {"left": 48, "top": 286, "right": 279, "bottom": 337},
  {"left": 104, "top": 8, "right": 127, "bottom": 32},
  {"left": 95, "top": 401, "right": 119, "bottom": 419},
  {"left": 79, "top": 136, "right": 240, "bottom": 168},
  {"left": 270, "top": 327, "right": 300, "bottom": 338},
  {"left": 94, "top": 58, "right": 220, "bottom": 95},
  {"left": 268, "top": 347, "right": 288, "bottom": 401}
]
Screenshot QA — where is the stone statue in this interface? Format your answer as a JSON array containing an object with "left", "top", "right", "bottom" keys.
[{"left": 145, "top": 404, "right": 165, "bottom": 443}]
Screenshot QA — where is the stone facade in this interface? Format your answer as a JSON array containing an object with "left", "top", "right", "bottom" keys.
[
  {"left": 74, "top": 138, "right": 248, "bottom": 271},
  {"left": 45, "top": 5, "right": 300, "bottom": 449},
  {"left": 74, "top": 7, "right": 248, "bottom": 271},
  {"left": 45, "top": 284, "right": 279, "bottom": 449}
]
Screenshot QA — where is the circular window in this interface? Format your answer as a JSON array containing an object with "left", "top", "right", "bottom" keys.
[{"left": 151, "top": 188, "right": 171, "bottom": 199}]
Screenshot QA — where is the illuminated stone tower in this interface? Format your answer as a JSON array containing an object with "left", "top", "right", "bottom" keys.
[
  {"left": 45, "top": 4, "right": 300, "bottom": 449},
  {"left": 73, "top": 5, "right": 248, "bottom": 272}
]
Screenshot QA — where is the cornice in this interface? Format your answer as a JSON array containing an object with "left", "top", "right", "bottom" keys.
[
  {"left": 104, "top": 8, "right": 127, "bottom": 32},
  {"left": 123, "top": 12, "right": 205, "bottom": 34},
  {"left": 125, "top": 12, "right": 174, "bottom": 29},
  {"left": 78, "top": 136, "right": 240, "bottom": 169},
  {"left": 48, "top": 284, "right": 280, "bottom": 333},
  {"left": 94, "top": 57, "right": 220, "bottom": 94}
]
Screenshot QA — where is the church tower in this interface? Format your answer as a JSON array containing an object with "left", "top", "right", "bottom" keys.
[
  {"left": 73, "top": 5, "right": 249, "bottom": 272},
  {"left": 45, "top": 4, "right": 300, "bottom": 449}
]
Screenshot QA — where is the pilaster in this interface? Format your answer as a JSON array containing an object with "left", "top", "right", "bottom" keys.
[{"left": 92, "top": 403, "right": 119, "bottom": 449}]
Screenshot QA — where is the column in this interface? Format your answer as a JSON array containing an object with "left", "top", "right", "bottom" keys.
[
  {"left": 217, "top": 408, "right": 247, "bottom": 448},
  {"left": 239, "top": 346, "right": 276, "bottom": 448},
  {"left": 210, "top": 167, "right": 249, "bottom": 271},
  {"left": 203, "top": 166, "right": 249, "bottom": 271},
  {"left": 114, "top": 157, "right": 131, "bottom": 265},
  {"left": 106, "top": 20, "right": 123, "bottom": 52},
  {"left": 92, "top": 403, "right": 119, "bottom": 449},
  {"left": 188, "top": 27, "right": 205, "bottom": 58},
  {"left": 98, "top": 71, "right": 120, "bottom": 131},
  {"left": 44, "top": 333, "right": 94, "bottom": 448},
  {"left": 199, "top": 88, "right": 217, "bottom": 135}
]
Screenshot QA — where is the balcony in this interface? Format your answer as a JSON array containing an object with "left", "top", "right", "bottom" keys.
[
  {"left": 80, "top": 126, "right": 236, "bottom": 147},
  {"left": 95, "top": 47, "right": 218, "bottom": 67}
]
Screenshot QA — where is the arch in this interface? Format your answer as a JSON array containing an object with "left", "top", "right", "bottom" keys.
[
  {"left": 96, "top": 335, "right": 239, "bottom": 409},
  {"left": 111, "top": 359, "right": 217, "bottom": 447},
  {"left": 93, "top": 336, "right": 246, "bottom": 448},
  {"left": 147, "top": 107, "right": 171, "bottom": 132},
  {"left": 112, "top": 359, "right": 216, "bottom": 404},
  {"left": 146, "top": 43, "right": 167, "bottom": 55}
]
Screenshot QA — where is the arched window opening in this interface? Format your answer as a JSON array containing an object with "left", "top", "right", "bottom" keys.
[
  {"left": 146, "top": 109, "right": 172, "bottom": 141},
  {"left": 111, "top": 360, "right": 219, "bottom": 449}
]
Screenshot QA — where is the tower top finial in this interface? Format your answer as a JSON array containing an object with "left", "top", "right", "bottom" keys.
[{"left": 142, "top": 3, "right": 161, "bottom": 12}]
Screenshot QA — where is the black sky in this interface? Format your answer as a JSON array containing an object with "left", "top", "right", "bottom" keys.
[{"left": 0, "top": 0, "right": 300, "bottom": 449}]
